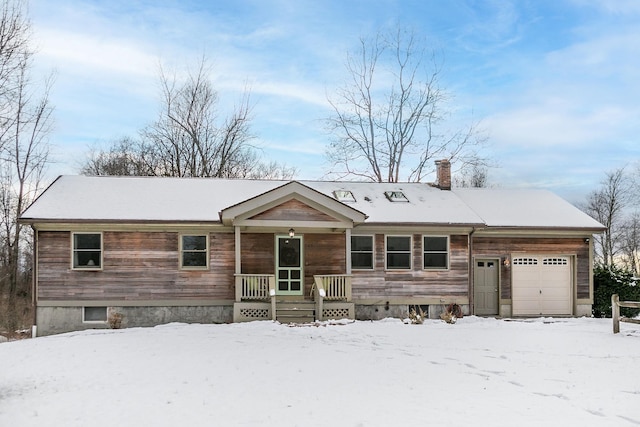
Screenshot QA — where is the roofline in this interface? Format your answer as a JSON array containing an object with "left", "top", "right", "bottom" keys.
[
  {"left": 18, "top": 175, "right": 63, "bottom": 220},
  {"left": 480, "top": 226, "right": 606, "bottom": 232},
  {"left": 21, "top": 218, "right": 604, "bottom": 233},
  {"left": 20, "top": 218, "right": 222, "bottom": 225},
  {"left": 360, "top": 222, "right": 486, "bottom": 228}
]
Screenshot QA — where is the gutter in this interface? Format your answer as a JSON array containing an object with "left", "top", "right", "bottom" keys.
[{"left": 468, "top": 227, "right": 476, "bottom": 315}]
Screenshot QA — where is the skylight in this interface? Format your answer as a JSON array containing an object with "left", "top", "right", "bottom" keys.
[
  {"left": 333, "top": 190, "right": 356, "bottom": 203},
  {"left": 384, "top": 191, "right": 409, "bottom": 202}
]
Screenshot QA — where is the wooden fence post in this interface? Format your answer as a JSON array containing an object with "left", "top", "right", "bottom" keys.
[{"left": 612, "top": 294, "right": 620, "bottom": 334}]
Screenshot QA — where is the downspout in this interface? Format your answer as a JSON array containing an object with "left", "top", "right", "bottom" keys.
[
  {"left": 31, "top": 226, "right": 38, "bottom": 338},
  {"left": 468, "top": 228, "right": 476, "bottom": 315}
]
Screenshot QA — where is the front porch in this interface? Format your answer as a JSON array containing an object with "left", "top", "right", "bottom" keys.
[{"left": 233, "top": 274, "right": 355, "bottom": 323}]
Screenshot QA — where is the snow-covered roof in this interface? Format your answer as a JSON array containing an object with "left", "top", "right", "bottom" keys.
[
  {"left": 453, "top": 188, "right": 604, "bottom": 229},
  {"left": 20, "top": 176, "right": 604, "bottom": 230}
]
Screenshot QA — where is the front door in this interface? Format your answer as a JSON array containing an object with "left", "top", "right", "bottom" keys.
[
  {"left": 276, "top": 235, "right": 303, "bottom": 295},
  {"left": 474, "top": 259, "right": 499, "bottom": 316}
]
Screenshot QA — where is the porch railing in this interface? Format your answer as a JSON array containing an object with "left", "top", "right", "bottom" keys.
[
  {"left": 313, "top": 275, "right": 351, "bottom": 321},
  {"left": 314, "top": 275, "right": 352, "bottom": 301},
  {"left": 234, "top": 274, "right": 275, "bottom": 302}
]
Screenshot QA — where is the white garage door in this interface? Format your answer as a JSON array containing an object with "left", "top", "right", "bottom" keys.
[{"left": 512, "top": 255, "right": 572, "bottom": 316}]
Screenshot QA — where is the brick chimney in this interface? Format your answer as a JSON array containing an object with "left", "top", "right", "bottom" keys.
[{"left": 435, "top": 159, "right": 451, "bottom": 190}]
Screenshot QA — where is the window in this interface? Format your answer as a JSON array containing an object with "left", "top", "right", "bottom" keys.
[
  {"left": 386, "top": 235, "right": 412, "bottom": 269},
  {"left": 83, "top": 307, "right": 107, "bottom": 323},
  {"left": 180, "top": 235, "right": 208, "bottom": 269},
  {"left": 351, "top": 235, "right": 374, "bottom": 269},
  {"left": 423, "top": 236, "right": 449, "bottom": 269},
  {"left": 513, "top": 258, "right": 538, "bottom": 265},
  {"left": 543, "top": 258, "right": 568, "bottom": 265},
  {"left": 72, "top": 233, "right": 102, "bottom": 269},
  {"left": 333, "top": 190, "right": 356, "bottom": 203},
  {"left": 384, "top": 191, "right": 408, "bottom": 202}
]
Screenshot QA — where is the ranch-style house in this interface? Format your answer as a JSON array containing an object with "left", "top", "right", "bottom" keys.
[{"left": 20, "top": 160, "right": 605, "bottom": 336}]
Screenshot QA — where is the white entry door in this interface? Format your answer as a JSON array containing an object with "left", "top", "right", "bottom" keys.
[{"left": 276, "top": 236, "right": 303, "bottom": 295}]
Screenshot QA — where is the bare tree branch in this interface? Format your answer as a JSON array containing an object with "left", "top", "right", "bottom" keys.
[
  {"left": 0, "top": 0, "right": 54, "bottom": 329},
  {"left": 581, "top": 168, "right": 631, "bottom": 267},
  {"left": 326, "top": 27, "right": 488, "bottom": 182},
  {"left": 82, "top": 58, "right": 296, "bottom": 179}
]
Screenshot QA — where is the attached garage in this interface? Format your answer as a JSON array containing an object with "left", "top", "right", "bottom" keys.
[{"left": 511, "top": 255, "right": 572, "bottom": 316}]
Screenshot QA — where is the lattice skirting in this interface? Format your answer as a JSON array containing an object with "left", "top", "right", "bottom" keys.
[
  {"left": 322, "top": 308, "right": 350, "bottom": 319},
  {"left": 239, "top": 308, "right": 269, "bottom": 319},
  {"left": 234, "top": 302, "right": 272, "bottom": 322}
]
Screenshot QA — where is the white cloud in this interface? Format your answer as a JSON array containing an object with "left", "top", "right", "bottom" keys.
[{"left": 37, "top": 28, "right": 158, "bottom": 79}]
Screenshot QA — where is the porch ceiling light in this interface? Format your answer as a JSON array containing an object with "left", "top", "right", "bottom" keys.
[{"left": 289, "top": 228, "right": 295, "bottom": 238}]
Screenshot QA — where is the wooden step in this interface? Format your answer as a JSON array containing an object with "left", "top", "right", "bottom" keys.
[{"left": 276, "top": 301, "right": 316, "bottom": 324}]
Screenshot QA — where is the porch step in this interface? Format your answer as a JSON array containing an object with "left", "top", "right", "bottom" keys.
[{"left": 276, "top": 301, "right": 316, "bottom": 324}]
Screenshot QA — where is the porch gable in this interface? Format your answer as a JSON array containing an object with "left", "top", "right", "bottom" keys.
[
  {"left": 249, "top": 199, "right": 337, "bottom": 222},
  {"left": 220, "top": 181, "right": 367, "bottom": 228}
]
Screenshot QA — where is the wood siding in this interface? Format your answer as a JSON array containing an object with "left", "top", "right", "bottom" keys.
[
  {"left": 240, "top": 233, "right": 346, "bottom": 297},
  {"left": 36, "top": 230, "right": 591, "bottom": 306},
  {"left": 352, "top": 234, "right": 470, "bottom": 299},
  {"left": 240, "top": 233, "right": 274, "bottom": 275},
  {"left": 250, "top": 199, "right": 336, "bottom": 222},
  {"left": 304, "top": 234, "right": 345, "bottom": 295},
  {"left": 472, "top": 237, "right": 590, "bottom": 300},
  {"left": 37, "top": 231, "right": 235, "bottom": 301}
]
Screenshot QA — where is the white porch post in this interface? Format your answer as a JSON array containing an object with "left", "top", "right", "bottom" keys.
[
  {"left": 234, "top": 225, "right": 241, "bottom": 274},
  {"left": 345, "top": 228, "right": 352, "bottom": 275}
]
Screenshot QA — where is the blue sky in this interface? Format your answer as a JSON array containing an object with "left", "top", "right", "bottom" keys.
[{"left": 29, "top": 0, "right": 640, "bottom": 203}]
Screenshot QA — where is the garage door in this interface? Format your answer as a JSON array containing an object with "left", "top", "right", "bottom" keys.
[{"left": 512, "top": 255, "right": 572, "bottom": 316}]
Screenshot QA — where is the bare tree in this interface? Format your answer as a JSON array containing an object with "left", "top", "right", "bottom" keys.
[
  {"left": 326, "top": 28, "right": 486, "bottom": 183},
  {"left": 619, "top": 212, "right": 640, "bottom": 275},
  {"left": 0, "top": 0, "right": 30, "bottom": 149},
  {"left": 82, "top": 58, "right": 296, "bottom": 179},
  {"left": 453, "top": 164, "right": 489, "bottom": 188},
  {"left": 582, "top": 168, "right": 631, "bottom": 267},
  {"left": 81, "top": 137, "right": 152, "bottom": 176},
  {"left": 0, "top": 0, "right": 53, "bottom": 331}
]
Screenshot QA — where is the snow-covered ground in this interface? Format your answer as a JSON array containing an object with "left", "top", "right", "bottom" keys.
[{"left": 1, "top": 317, "right": 639, "bottom": 427}]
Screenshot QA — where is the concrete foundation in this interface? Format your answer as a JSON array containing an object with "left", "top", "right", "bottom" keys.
[
  {"left": 36, "top": 305, "right": 233, "bottom": 336},
  {"left": 575, "top": 304, "right": 593, "bottom": 317},
  {"left": 355, "top": 303, "right": 470, "bottom": 321},
  {"left": 500, "top": 304, "right": 512, "bottom": 318},
  {"left": 355, "top": 304, "right": 409, "bottom": 321}
]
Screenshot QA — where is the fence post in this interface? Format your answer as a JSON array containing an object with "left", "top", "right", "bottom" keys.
[{"left": 612, "top": 294, "right": 620, "bottom": 334}]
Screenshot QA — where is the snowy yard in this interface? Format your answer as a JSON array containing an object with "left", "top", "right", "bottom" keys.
[{"left": 1, "top": 317, "right": 639, "bottom": 427}]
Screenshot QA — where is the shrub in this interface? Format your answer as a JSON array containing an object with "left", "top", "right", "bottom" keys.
[
  {"left": 108, "top": 310, "right": 124, "bottom": 329},
  {"left": 592, "top": 265, "right": 640, "bottom": 318},
  {"left": 408, "top": 305, "right": 426, "bottom": 324}
]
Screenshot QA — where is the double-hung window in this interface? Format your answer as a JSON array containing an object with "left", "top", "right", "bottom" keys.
[
  {"left": 351, "top": 235, "right": 374, "bottom": 269},
  {"left": 423, "top": 236, "right": 449, "bottom": 269},
  {"left": 385, "top": 235, "right": 412, "bottom": 270},
  {"left": 72, "top": 232, "right": 102, "bottom": 270},
  {"left": 180, "top": 235, "right": 209, "bottom": 269}
]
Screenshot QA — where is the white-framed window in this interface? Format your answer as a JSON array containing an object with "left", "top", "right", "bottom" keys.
[
  {"left": 72, "top": 232, "right": 102, "bottom": 270},
  {"left": 351, "top": 235, "right": 374, "bottom": 270},
  {"left": 423, "top": 235, "right": 449, "bottom": 270},
  {"left": 83, "top": 306, "right": 107, "bottom": 323},
  {"left": 384, "top": 191, "right": 409, "bottom": 202},
  {"left": 385, "top": 235, "right": 412, "bottom": 270},
  {"left": 180, "top": 234, "right": 209, "bottom": 269},
  {"left": 333, "top": 190, "right": 356, "bottom": 203}
]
